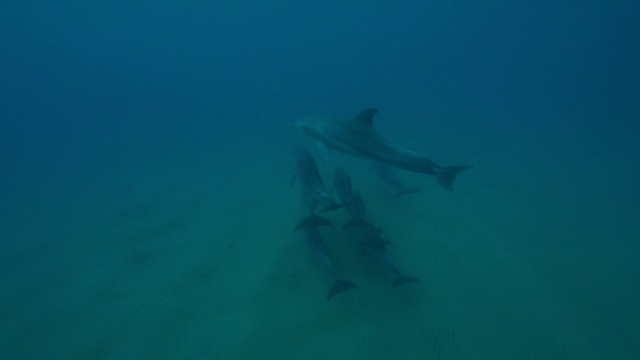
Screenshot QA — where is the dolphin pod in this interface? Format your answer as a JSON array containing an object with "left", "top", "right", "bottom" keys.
[
  {"left": 292, "top": 146, "right": 426, "bottom": 300},
  {"left": 290, "top": 108, "right": 470, "bottom": 301}
]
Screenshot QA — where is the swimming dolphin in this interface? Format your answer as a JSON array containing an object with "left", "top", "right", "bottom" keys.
[
  {"left": 333, "top": 168, "right": 367, "bottom": 220},
  {"left": 355, "top": 220, "right": 421, "bottom": 288},
  {"left": 333, "top": 169, "right": 420, "bottom": 288},
  {"left": 293, "top": 146, "right": 344, "bottom": 213},
  {"left": 372, "top": 161, "right": 422, "bottom": 197},
  {"left": 334, "top": 168, "right": 378, "bottom": 231},
  {"left": 295, "top": 215, "right": 359, "bottom": 300},
  {"left": 293, "top": 108, "right": 471, "bottom": 191}
]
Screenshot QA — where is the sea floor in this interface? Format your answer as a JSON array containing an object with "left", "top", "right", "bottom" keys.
[{"left": 1, "top": 122, "right": 638, "bottom": 360}]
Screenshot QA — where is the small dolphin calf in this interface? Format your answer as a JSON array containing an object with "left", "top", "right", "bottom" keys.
[
  {"left": 293, "top": 146, "right": 343, "bottom": 213},
  {"left": 295, "top": 215, "right": 359, "bottom": 300},
  {"left": 294, "top": 108, "right": 471, "bottom": 191},
  {"left": 372, "top": 161, "right": 422, "bottom": 197}
]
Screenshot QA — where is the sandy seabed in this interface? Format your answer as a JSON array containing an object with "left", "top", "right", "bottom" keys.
[{"left": 1, "top": 125, "right": 638, "bottom": 360}]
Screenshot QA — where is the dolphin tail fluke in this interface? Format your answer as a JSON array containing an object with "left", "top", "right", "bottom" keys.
[
  {"left": 396, "top": 188, "right": 422, "bottom": 197},
  {"left": 295, "top": 215, "right": 334, "bottom": 231},
  {"left": 327, "top": 280, "right": 359, "bottom": 301},
  {"left": 391, "top": 275, "right": 421, "bottom": 288},
  {"left": 435, "top": 166, "right": 472, "bottom": 191}
]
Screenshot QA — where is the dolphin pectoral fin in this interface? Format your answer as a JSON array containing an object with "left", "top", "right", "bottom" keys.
[
  {"left": 353, "top": 108, "right": 379, "bottom": 126},
  {"left": 327, "top": 280, "right": 359, "bottom": 301},
  {"left": 316, "top": 142, "right": 332, "bottom": 163},
  {"left": 391, "top": 275, "right": 421, "bottom": 288},
  {"left": 295, "top": 215, "right": 335, "bottom": 231},
  {"left": 435, "top": 166, "right": 472, "bottom": 191}
]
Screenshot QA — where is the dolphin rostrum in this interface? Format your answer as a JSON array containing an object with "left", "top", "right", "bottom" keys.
[
  {"left": 294, "top": 108, "right": 471, "bottom": 191},
  {"left": 295, "top": 215, "right": 359, "bottom": 300}
]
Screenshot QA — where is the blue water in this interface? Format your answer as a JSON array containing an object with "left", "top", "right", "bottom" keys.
[{"left": 1, "top": 1, "right": 639, "bottom": 359}]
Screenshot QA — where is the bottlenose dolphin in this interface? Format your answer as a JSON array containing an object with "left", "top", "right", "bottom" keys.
[
  {"left": 295, "top": 215, "right": 359, "bottom": 300},
  {"left": 333, "top": 169, "right": 420, "bottom": 288},
  {"left": 333, "top": 168, "right": 366, "bottom": 220},
  {"left": 372, "top": 161, "right": 422, "bottom": 197},
  {"left": 355, "top": 220, "right": 420, "bottom": 288},
  {"left": 294, "top": 108, "right": 471, "bottom": 191},
  {"left": 293, "top": 146, "right": 344, "bottom": 213}
]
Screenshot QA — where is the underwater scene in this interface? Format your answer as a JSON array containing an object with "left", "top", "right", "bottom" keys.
[{"left": 1, "top": 1, "right": 639, "bottom": 359}]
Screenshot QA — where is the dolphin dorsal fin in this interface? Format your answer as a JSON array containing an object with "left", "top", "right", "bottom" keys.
[{"left": 353, "top": 108, "right": 379, "bottom": 126}]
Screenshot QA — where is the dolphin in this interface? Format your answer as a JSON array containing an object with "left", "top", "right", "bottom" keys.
[
  {"left": 355, "top": 220, "right": 421, "bottom": 289},
  {"left": 372, "top": 161, "right": 422, "bottom": 197},
  {"left": 295, "top": 215, "right": 359, "bottom": 300},
  {"left": 293, "top": 146, "right": 344, "bottom": 213},
  {"left": 333, "top": 168, "right": 367, "bottom": 220},
  {"left": 333, "top": 169, "right": 420, "bottom": 288},
  {"left": 293, "top": 108, "right": 471, "bottom": 191}
]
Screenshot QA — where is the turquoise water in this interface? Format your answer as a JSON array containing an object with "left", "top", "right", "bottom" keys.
[{"left": 1, "top": 2, "right": 639, "bottom": 359}]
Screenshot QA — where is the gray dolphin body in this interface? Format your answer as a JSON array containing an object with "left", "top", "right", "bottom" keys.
[
  {"left": 295, "top": 215, "right": 359, "bottom": 300},
  {"left": 372, "top": 161, "right": 422, "bottom": 197},
  {"left": 294, "top": 108, "right": 471, "bottom": 191},
  {"left": 293, "top": 147, "right": 342, "bottom": 213},
  {"left": 354, "top": 219, "right": 420, "bottom": 289},
  {"left": 333, "top": 168, "right": 366, "bottom": 220},
  {"left": 333, "top": 169, "right": 420, "bottom": 288}
]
